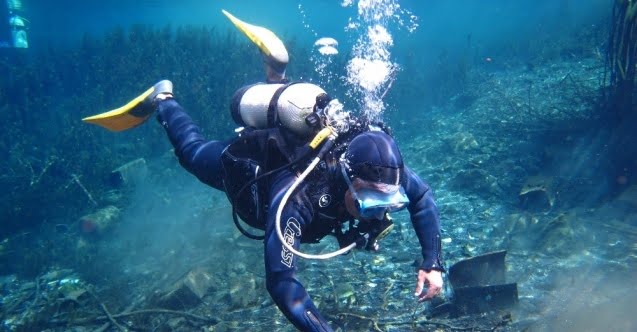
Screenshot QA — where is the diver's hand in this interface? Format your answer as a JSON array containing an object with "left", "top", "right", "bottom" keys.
[{"left": 414, "top": 269, "right": 443, "bottom": 301}]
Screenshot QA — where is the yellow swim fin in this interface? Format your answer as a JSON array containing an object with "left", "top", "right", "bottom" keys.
[
  {"left": 82, "top": 80, "right": 172, "bottom": 132},
  {"left": 222, "top": 10, "right": 289, "bottom": 74}
]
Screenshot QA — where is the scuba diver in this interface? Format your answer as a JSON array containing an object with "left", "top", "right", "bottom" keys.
[
  {"left": 82, "top": 10, "right": 444, "bottom": 332},
  {"left": 0, "top": 0, "right": 28, "bottom": 48}
]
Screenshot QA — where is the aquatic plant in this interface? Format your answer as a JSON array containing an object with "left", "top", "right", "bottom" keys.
[
  {"left": 606, "top": 0, "right": 637, "bottom": 118},
  {"left": 0, "top": 25, "right": 317, "bottom": 240}
]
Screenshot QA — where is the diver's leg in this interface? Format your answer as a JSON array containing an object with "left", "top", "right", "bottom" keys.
[
  {"left": 265, "top": 269, "right": 334, "bottom": 332},
  {"left": 156, "top": 98, "right": 232, "bottom": 190}
]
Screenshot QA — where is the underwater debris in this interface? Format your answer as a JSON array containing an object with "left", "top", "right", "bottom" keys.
[
  {"left": 519, "top": 175, "right": 555, "bottom": 211},
  {"left": 155, "top": 267, "right": 215, "bottom": 309},
  {"left": 447, "top": 251, "right": 519, "bottom": 317},
  {"left": 78, "top": 205, "right": 121, "bottom": 235},
  {"left": 1, "top": 269, "right": 90, "bottom": 331},
  {"left": 110, "top": 157, "right": 148, "bottom": 188},
  {"left": 56, "top": 277, "right": 89, "bottom": 303}
]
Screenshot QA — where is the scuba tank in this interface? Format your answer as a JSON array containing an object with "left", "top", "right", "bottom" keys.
[{"left": 230, "top": 82, "right": 328, "bottom": 138}]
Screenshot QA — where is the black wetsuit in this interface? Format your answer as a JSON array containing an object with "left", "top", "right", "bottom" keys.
[{"left": 157, "top": 98, "right": 444, "bottom": 331}]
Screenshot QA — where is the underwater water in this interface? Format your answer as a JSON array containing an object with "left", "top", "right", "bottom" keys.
[{"left": 1, "top": 0, "right": 636, "bottom": 331}]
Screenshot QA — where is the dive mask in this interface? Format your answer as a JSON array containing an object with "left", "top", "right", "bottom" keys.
[{"left": 341, "top": 161, "right": 409, "bottom": 220}]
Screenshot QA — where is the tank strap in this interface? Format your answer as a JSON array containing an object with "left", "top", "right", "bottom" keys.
[{"left": 267, "top": 82, "right": 301, "bottom": 128}]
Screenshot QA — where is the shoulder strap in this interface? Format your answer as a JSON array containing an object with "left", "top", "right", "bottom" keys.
[{"left": 267, "top": 82, "right": 300, "bottom": 128}]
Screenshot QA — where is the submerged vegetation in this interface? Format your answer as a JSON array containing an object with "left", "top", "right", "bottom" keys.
[
  {"left": 606, "top": 0, "right": 637, "bottom": 119},
  {"left": 0, "top": 11, "right": 615, "bottom": 240},
  {"left": 0, "top": 25, "right": 319, "bottom": 239}
]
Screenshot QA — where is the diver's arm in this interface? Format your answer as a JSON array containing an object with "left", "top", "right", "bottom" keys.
[
  {"left": 156, "top": 99, "right": 230, "bottom": 189},
  {"left": 402, "top": 166, "right": 444, "bottom": 271},
  {"left": 264, "top": 172, "right": 334, "bottom": 332},
  {"left": 402, "top": 166, "right": 444, "bottom": 300}
]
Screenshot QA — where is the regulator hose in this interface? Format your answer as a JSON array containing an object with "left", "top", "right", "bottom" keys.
[{"left": 274, "top": 134, "right": 358, "bottom": 260}]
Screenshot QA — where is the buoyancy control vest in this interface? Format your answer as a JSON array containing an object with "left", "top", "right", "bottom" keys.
[
  {"left": 220, "top": 127, "right": 302, "bottom": 232},
  {"left": 221, "top": 81, "right": 392, "bottom": 239},
  {"left": 222, "top": 82, "right": 332, "bottom": 236}
]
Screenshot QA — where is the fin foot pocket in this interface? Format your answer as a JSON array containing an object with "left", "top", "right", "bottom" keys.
[{"left": 82, "top": 80, "right": 173, "bottom": 131}]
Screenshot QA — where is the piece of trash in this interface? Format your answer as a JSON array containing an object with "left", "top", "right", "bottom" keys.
[
  {"left": 110, "top": 158, "right": 148, "bottom": 188},
  {"left": 78, "top": 205, "right": 121, "bottom": 235},
  {"left": 446, "top": 251, "right": 519, "bottom": 317}
]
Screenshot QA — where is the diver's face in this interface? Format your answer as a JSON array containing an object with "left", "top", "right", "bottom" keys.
[{"left": 344, "top": 178, "right": 406, "bottom": 220}]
